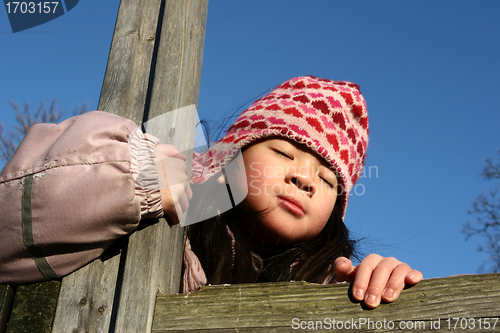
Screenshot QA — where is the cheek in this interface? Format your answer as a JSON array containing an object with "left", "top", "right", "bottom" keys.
[
  {"left": 244, "top": 161, "right": 261, "bottom": 187},
  {"left": 243, "top": 163, "right": 277, "bottom": 199},
  {"left": 311, "top": 213, "right": 330, "bottom": 236},
  {"left": 311, "top": 197, "right": 337, "bottom": 234},
  {"left": 240, "top": 175, "right": 270, "bottom": 212}
]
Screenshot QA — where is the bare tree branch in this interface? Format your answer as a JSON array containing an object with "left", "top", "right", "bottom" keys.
[
  {"left": 72, "top": 101, "right": 90, "bottom": 116},
  {"left": 0, "top": 120, "right": 16, "bottom": 163},
  {"left": 0, "top": 99, "right": 88, "bottom": 163},
  {"left": 482, "top": 149, "right": 500, "bottom": 180},
  {"left": 463, "top": 152, "right": 500, "bottom": 273}
]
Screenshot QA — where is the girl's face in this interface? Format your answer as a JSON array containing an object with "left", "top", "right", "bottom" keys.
[{"left": 240, "top": 138, "right": 338, "bottom": 247}]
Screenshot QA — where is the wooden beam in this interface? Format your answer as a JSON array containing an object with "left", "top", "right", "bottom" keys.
[
  {"left": 152, "top": 273, "right": 500, "bottom": 332},
  {"left": 5, "top": 281, "right": 60, "bottom": 333},
  {"left": 0, "top": 284, "right": 14, "bottom": 333},
  {"left": 52, "top": 0, "right": 208, "bottom": 332},
  {"left": 52, "top": 0, "right": 164, "bottom": 328},
  {"left": 98, "top": 0, "right": 165, "bottom": 124},
  {"left": 113, "top": 1, "right": 207, "bottom": 332}
]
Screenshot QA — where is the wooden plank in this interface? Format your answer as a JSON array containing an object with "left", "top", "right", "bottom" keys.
[
  {"left": 114, "top": 1, "right": 208, "bottom": 332},
  {"left": 6, "top": 281, "right": 60, "bottom": 333},
  {"left": 51, "top": 243, "right": 125, "bottom": 333},
  {"left": 98, "top": 0, "right": 165, "bottom": 124},
  {"left": 53, "top": 0, "right": 207, "bottom": 331},
  {"left": 152, "top": 273, "right": 500, "bottom": 332},
  {"left": 0, "top": 284, "right": 14, "bottom": 333},
  {"left": 52, "top": 0, "right": 164, "bottom": 332}
]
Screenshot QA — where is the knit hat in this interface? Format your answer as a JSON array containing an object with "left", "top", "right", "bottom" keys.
[{"left": 192, "top": 75, "right": 369, "bottom": 219}]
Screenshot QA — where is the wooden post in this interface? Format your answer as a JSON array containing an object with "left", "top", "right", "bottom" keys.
[
  {"left": 113, "top": 1, "right": 207, "bottom": 330},
  {"left": 0, "top": 285, "right": 14, "bottom": 333},
  {"left": 51, "top": 0, "right": 208, "bottom": 332},
  {"left": 5, "top": 282, "right": 60, "bottom": 333}
]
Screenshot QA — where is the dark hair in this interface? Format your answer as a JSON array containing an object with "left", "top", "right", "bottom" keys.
[{"left": 185, "top": 174, "right": 357, "bottom": 285}]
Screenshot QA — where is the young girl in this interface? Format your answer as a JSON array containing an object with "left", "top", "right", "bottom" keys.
[
  {"left": 0, "top": 76, "right": 421, "bottom": 309},
  {"left": 184, "top": 76, "right": 421, "bottom": 308}
]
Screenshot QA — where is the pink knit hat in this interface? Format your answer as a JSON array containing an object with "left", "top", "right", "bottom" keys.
[{"left": 192, "top": 76, "right": 369, "bottom": 218}]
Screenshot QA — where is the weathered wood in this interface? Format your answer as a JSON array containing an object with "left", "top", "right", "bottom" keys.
[
  {"left": 0, "top": 284, "right": 14, "bottom": 333},
  {"left": 152, "top": 273, "right": 500, "bottom": 332},
  {"left": 51, "top": 243, "right": 125, "bottom": 333},
  {"left": 6, "top": 281, "right": 60, "bottom": 333},
  {"left": 98, "top": 0, "right": 165, "bottom": 124},
  {"left": 52, "top": 0, "right": 164, "bottom": 332},
  {"left": 52, "top": 0, "right": 208, "bottom": 332},
  {"left": 114, "top": 0, "right": 208, "bottom": 331}
]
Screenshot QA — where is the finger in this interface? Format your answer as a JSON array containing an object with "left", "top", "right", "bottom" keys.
[
  {"left": 165, "top": 201, "right": 180, "bottom": 225},
  {"left": 177, "top": 191, "right": 190, "bottom": 214},
  {"left": 156, "top": 157, "right": 188, "bottom": 192},
  {"left": 379, "top": 262, "right": 413, "bottom": 303},
  {"left": 169, "top": 184, "right": 190, "bottom": 208},
  {"left": 157, "top": 144, "right": 186, "bottom": 160},
  {"left": 185, "top": 183, "right": 193, "bottom": 201},
  {"left": 160, "top": 188, "right": 174, "bottom": 214},
  {"left": 166, "top": 157, "right": 188, "bottom": 176},
  {"left": 166, "top": 203, "right": 180, "bottom": 225},
  {"left": 364, "top": 257, "right": 405, "bottom": 308},
  {"left": 160, "top": 185, "right": 183, "bottom": 225},
  {"left": 164, "top": 161, "right": 189, "bottom": 189},
  {"left": 334, "top": 257, "right": 356, "bottom": 283},
  {"left": 350, "top": 254, "right": 382, "bottom": 302},
  {"left": 173, "top": 193, "right": 190, "bottom": 222},
  {"left": 405, "top": 269, "right": 423, "bottom": 285},
  {"left": 167, "top": 190, "right": 187, "bottom": 224}
]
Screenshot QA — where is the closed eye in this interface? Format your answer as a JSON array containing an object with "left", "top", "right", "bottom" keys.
[
  {"left": 273, "top": 149, "right": 292, "bottom": 159},
  {"left": 320, "top": 176, "right": 334, "bottom": 188}
]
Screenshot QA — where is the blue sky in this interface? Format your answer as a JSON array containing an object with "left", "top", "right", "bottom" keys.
[{"left": 1, "top": 1, "right": 499, "bottom": 279}]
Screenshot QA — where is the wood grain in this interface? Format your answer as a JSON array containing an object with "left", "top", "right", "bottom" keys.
[
  {"left": 6, "top": 281, "right": 60, "bottom": 333},
  {"left": 0, "top": 284, "right": 14, "bottom": 333},
  {"left": 52, "top": 0, "right": 208, "bottom": 332},
  {"left": 113, "top": 1, "right": 207, "bottom": 332},
  {"left": 152, "top": 273, "right": 500, "bottom": 332},
  {"left": 52, "top": 0, "right": 164, "bottom": 329}
]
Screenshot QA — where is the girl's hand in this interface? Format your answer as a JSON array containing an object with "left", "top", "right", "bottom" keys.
[
  {"left": 334, "top": 254, "right": 423, "bottom": 308},
  {"left": 155, "top": 144, "right": 193, "bottom": 224}
]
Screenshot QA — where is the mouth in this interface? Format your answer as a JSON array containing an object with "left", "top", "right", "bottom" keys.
[{"left": 276, "top": 195, "right": 305, "bottom": 217}]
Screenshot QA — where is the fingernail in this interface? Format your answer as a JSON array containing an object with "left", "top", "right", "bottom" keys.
[
  {"left": 335, "top": 260, "right": 346, "bottom": 269},
  {"left": 408, "top": 271, "right": 421, "bottom": 282},
  {"left": 366, "top": 294, "right": 378, "bottom": 306},
  {"left": 383, "top": 288, "right": 394, "bottom": 300},
  {"left": 354, "top": 288, "right": 364, "bottom": 300}
]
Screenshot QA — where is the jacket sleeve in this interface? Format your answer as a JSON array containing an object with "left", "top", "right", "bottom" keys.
[{"left": 0, "top": 111, "right": 164, "bottom": 284}]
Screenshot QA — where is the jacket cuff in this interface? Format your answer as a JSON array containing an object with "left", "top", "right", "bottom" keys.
[{"left": 129, "top": 128, "right": 164, "bottom": 219}]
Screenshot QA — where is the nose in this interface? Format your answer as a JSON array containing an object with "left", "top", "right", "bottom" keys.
[{"left": 286, "top": 173, "right": 316, "bottom": 197}]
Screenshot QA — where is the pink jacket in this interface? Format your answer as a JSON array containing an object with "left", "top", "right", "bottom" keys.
[{"left": 0, "top": 111, "right": 166, "bottom": 284}]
